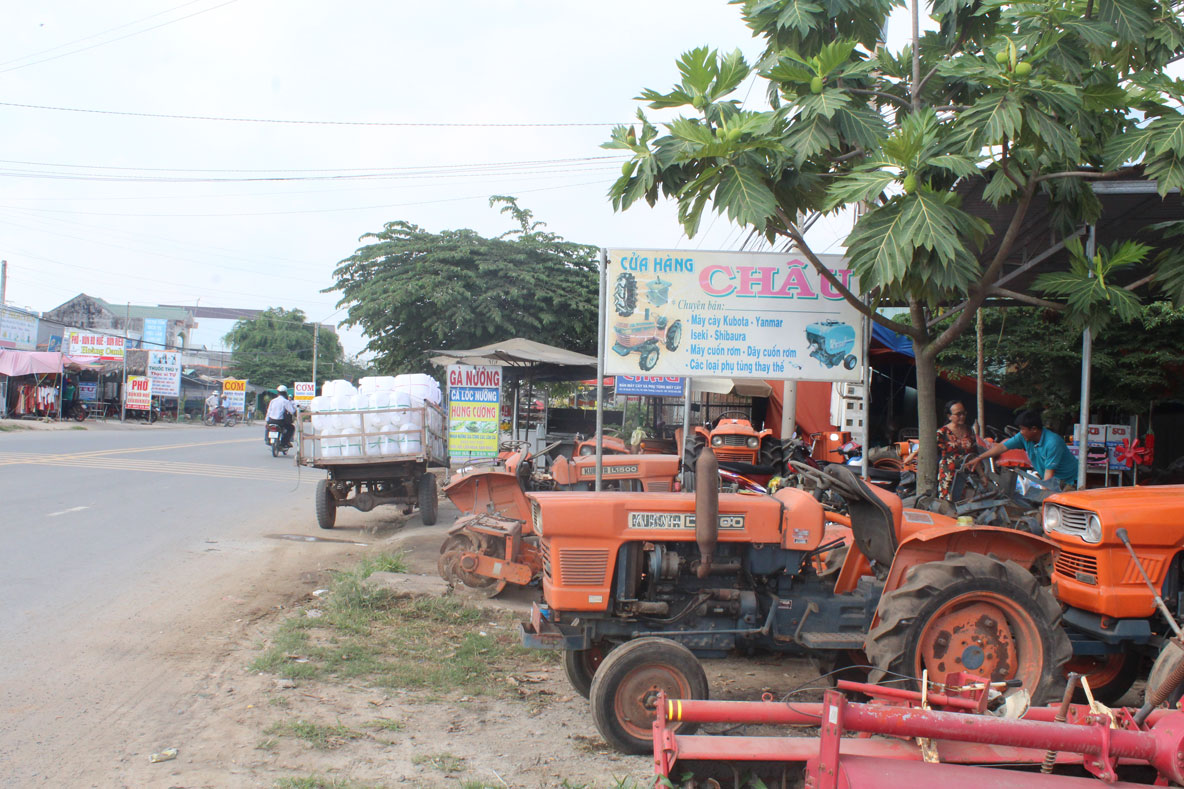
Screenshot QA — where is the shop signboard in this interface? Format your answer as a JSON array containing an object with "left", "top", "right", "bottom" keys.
[
  {"left": 142, "top": 318, "right": 168, "bottom": 349},
  {"left": 614, "top": 376, "right": 685, "bottom": 397},
  {"left": 79, "top": 382, "right": 98, "bottom": 401},
  {"left": 0, "top": 306, "right": 39, "bottom": 350},
  {"left": 604, "top": 249, "right": 862, "bottom": 381},
  {"left": 221, "top": 378, "right": 247, "bottom": 414},
  {"left": 125, "top": 375, "right": 152, "bottom": 410},
  {"left": 293, "top": 381, "right": 315, "bottom": 403},
  {"left": 447, "top": 364, "right": 501, "bottom": 458},
  {"left": 146, "top": 350, "right": 181, "bottom": 398},
  {"left": 68, "top": 331, "right": 125, "bottom": 361}
]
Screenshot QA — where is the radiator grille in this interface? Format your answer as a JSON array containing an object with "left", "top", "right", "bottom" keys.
[
  {"left": 718, "top": 434, "right": 750, "bottom": 447},
  {"left": 1055, "top": 507, "right": 1093, "bottom": 536},
  {"left": 558, "top": 548, "right": 610, "bottom": 586},
  {"left": 1055, "top": 549, "right": 1099, "bottom": 579},
  {"left": 646, "top": 480, "right": 671, "bottom": 492},
  {"left": 714, "top": 447, "right": 756, "bottom": 463}
]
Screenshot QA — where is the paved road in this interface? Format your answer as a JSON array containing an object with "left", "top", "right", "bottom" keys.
[{"left": 0, "top": 422, "right": 395, "bottom": 784}]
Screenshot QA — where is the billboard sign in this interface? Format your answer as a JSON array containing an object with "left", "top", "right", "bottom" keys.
[
  {"left": 221, "top": 378, "right": 247, "bottom": 413},
  {"left": 68, "top": 331, "right": 125, "bottom": 361},
  {"left": 603, "top": 249, "right": 862, "bottom": 381},
  {"left": 293, "top": 381, "right": 315, "bottom": 403},
  {"left": 79, "top": 382, "right": 98, "bottom": 401},
  {"left": 146, "top": 350, "right": 182, "bottom": 398},
  {"left": 0, "top": 306, "right": 38, "bottom": 350},
  {"left": 142, "top": 318, "right": 168, "bottom": 349},
  {"left": 125, "top": 375, "right": 152, "bottom": 410},
  {"left": 614, "top": 376, "right": 685, "bottom": 397},
  {"left": 447, "top": 365, "right": 501, "bottom": 458}
]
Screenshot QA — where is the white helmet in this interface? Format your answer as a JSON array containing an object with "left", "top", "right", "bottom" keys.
[{"left": 277, "top": 385, "right": 288, "bottom": 393}]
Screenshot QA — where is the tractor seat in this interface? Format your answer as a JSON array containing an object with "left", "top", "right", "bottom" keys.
[{"left": 828, "top": 465, "right": 901, "bottom": 572}]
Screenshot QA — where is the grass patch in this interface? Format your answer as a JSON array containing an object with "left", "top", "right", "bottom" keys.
[
  {"left": 411, "top": 751, "right": 465, "bottom": 773},
  {"left": 70, "top": 425, "right": 87, "bottom": 430},
  {"left": 274, "top": 777, "right": 385, "bottom": 789},
  {"left": 0, "top": 423, "right": 30, "bottom": 432},
  {"left": 251, "top": 551, "right": 554, "bottom": 696},
  {"left": 364, "top": 717, "right": 404, "bottom": 732},
  {"left": 264, "top": 719, "right": 361, "bottom": 750}
]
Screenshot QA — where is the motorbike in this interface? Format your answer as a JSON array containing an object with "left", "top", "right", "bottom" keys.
[
  {"left": 266, "top": 419, "right": 293, "bottom": 457},
  {"left": 202, "top": 408, "right": 238, "bottom": 427}
]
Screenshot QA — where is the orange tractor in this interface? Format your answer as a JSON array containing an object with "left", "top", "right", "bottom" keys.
[
  {"left": 1041, "top": 484, "right": 1184, "bottom": 703},
  {"left": 682, "top": 411, "right": 796, "bottom": 489},
  {"left": 520, "top": 451, "right": 1071, "bottom": 753}
]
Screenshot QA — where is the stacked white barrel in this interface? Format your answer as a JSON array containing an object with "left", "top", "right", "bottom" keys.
[{"left": 309, "top": 375, "right": 442, "bottom": 459}]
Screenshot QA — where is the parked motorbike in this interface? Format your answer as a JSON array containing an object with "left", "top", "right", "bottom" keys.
[
  {"left": 266, "top": 419, "right": 293, "bottom": 457},
  {"left": 203, "top": 408, "right": 238, "bottom": 427}
]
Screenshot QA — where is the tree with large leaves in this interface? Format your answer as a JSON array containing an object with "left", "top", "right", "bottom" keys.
[
  {"left": 329, "top": 197, "right": 599, "bottom": 373},
  {"left": 224, "top": 307, "right": 347, "bottom": 389},
  {"left": 604, "top": 0, "right": 1184, "bottom": 492}
]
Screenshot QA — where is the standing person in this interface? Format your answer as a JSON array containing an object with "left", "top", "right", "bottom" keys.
[
  {"left": 968, "top": 409, "right": 1078, "bottom": 489},
  {"left": 905, "top": 399, "right": 982, "bottom": 499}
]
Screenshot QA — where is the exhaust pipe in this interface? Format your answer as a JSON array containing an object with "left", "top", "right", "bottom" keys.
[{"left": 695, "top": 445, "right": 719, "bottom": 579}]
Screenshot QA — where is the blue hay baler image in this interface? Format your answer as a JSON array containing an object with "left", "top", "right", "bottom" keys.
[{"left": 805, "top": 319, "right": 858, "bottom": 370}]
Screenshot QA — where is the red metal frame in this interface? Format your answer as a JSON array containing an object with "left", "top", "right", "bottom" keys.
[{"left": 652, "top": 685, "right": 1184, "bottom": 787}]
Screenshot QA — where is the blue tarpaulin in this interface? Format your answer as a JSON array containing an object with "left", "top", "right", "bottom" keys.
[{"left": 872, "top": 322, "right": 914, "bottom": 357}]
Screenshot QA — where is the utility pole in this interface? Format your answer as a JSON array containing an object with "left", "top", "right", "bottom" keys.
[
  {"left": 311, "top": 322, "right": 319, "bottom": 393},
  {"left": 1, "top": 259, "right": 7, "bottom": 307},
  {"left": 121, "top": 302, "right": 129, "bottom": 423}
]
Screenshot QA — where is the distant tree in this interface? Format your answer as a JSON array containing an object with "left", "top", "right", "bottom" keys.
[
  {"left": 223, "top": 307, "right": 346, "bottom": 389},
  {"left": 939, "top": 302, "right": 1184, "bottom": 426},
  {"left": 328, "top": 197, "right": 599, "bottom": 372}
]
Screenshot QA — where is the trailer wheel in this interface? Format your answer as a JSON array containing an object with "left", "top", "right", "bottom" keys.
[
  {"left": 418, "top": 473, "right": 438, "bottom": 526},
  {"left": 315, "top": 479, "right": 337, "bottom": 530},
  {"left": 1065, "top": 653, "right": 1141, "bottom": 705},
  {"left": 865, "top": 554, "right": 1070, "bottom": 705},
  {"left": 564, "top": 642, "right": 612, "bottom": 699},
  {"left": 589, "top": 637, "right": 708, "bottom": 754}
]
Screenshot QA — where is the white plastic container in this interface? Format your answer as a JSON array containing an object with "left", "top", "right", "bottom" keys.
[
  {"left": 340, "top": 427, "right": 363, "bottom": 457},
  {"left": 400, "top": 421, "right": 422, "bottom": 454},
  {"left": 364, "top": 391, "right": 390, "bottom": 432}
]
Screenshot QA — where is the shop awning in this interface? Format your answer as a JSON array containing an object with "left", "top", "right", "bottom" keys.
[{"left": 0, "top": 350, "right": 100, "bottom": 376}]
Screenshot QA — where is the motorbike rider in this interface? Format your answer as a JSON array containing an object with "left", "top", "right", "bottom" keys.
[
  {"left": 266, "top": 385, "right": 298, "bottom": 447},
  {"left": 205, "top": 389, "right": 223, "bottom": 421}
]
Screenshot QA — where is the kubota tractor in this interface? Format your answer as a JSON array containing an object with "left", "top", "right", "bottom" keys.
[
  {"left": 682, "top": 411, "right": 793, "bottom": 489},
  {"left": 520, "top": 450, "right": 1071, "bottom": 753},
  {"left": 1041, "top": 484, "right": 1184, "bottom": 703}
]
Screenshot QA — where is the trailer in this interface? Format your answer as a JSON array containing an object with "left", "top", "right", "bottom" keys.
[{"left": 296, "top": 400, "right": 448, "bottom": 528}]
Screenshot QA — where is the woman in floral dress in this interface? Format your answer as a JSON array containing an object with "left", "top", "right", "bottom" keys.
[{"left": 935, "top": 400, "right": 982, "bottom": 499}]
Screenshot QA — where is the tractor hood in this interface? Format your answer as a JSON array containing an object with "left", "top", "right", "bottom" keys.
[{"left": 1045, "top": 485, "right": 1184, "bottom": 528}]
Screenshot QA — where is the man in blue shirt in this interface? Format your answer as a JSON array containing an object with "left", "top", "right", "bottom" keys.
[{"left": 968, "top": 410, "right": 1078, "bottom": 488}]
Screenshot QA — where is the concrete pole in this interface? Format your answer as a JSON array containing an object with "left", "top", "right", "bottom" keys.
[
  {"left": 1076, "top": 225, "right": 1096, "bottom": 490},
  {"left": 1, "top": 259, "right": 7, "bottom": 307},
  {"left": 312, "top": 322, "right": 319, "bottom": 392},
  {"left": 594, "top": 249, "right": 608, "bottom": 491},
  {"left": 121, "top": 302, "right": 129, "bottom": 423},
  {"left": 781, "top": 380, "right": 798, "bottom": 440}
]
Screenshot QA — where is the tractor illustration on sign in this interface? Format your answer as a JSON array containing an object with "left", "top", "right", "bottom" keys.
[
  {"left": 610, "top": 272, "right": 681, "bottom": 372},
  {"left": 806, "top": 319, "right": 858, "bottom": 370}
]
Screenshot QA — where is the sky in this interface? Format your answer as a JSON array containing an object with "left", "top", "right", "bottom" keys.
[{"left": 1, "top": 0, "right": 830, "bottom": 357}]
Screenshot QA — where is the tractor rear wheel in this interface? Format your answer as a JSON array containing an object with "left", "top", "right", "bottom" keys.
[
  {"left": 758, "top": 438, "right": 783, "bottom": 470},
  {"left": 613, "top": 272, "right": 637, "bottom": 317},
  {"left": 865, "top": 554, "right": 1070, "bottom": 705},
  {"left": 681, "top": 434, "right": 705, "bottom": 492},
  {"left": 564, "top": 642, "right": 613, "bottom": 699},
  {"left": 590, "top": 637, "right": 708, "bottom": 754},
  {"left": 1065, "top": 653, "right": 1141, "bottom": 705}
]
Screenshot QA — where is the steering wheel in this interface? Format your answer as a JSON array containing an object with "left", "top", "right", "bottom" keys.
[
  {"left": 499, "top": 440, "right": 532, "bottom": 454},
  {"left": 714, "top": 409, "right": 751, "bottom": 427},
  {"left": 788, "top": 461, "right": 865, "bottom": 499}
]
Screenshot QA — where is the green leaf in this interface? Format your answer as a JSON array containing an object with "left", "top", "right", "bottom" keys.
[
  {"left": 963, "top": 93, "right": 1023, "bottom": 144},
  {"left": 796, "top": 88, "right": 851, "bottom": 120},
  {"left": 677, "top": 47, "right": 718, "bottom": 96},
  {"left": 815, "top": 39, "right": 859, "bottom": 76},
  {"left": 832, "top": 104, "right": 889, "bottom": 149},
  {"left": 1060, "top": 17, "right": 1120, "bottom": 47},
  {"left": 845, "top": 201, "right": 916, "bottom": 285},
  {"left": 1082, "top": 84, "right": 1128, "bottom": 112},
  {"left": 714, "top": 163, "right": 778, "bottom": 227},
  {"left": 668, "top": 117, "right": 718, "bottom": 146},
  {"left": 927, "top": 155, "right": 980, "bottom": 179},
  {"left": 1025, "top": 108, "right": 1081, "bottom": 161},
  {"left": 1103, "top": 127, "right": 1151, "bottom": 169},
  {"left": 983, "top": 169, "right": 1021, "bottom": 204},
  {"left": 1144, "top": 155, "right": 1184, "bottom": 196},
  {"left": 1097, "top": 0, "right": 1153, "bottom": 42},
  {"left": 824, "top": 168, "right": 896, "bottom": 209},
  {"left": 1149, "top": 113, "right": 1184, "bottom": 158},
  {"left": 787, "top": 114, "right": 839, "bottom": 164},
  {"left": 777, "top": 0, "right": 824, "bottom": 35}
]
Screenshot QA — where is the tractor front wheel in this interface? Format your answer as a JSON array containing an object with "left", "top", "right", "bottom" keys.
[
  {"left": 638, "top": 344, "right": 660, "bottom": 371},
  {"left": 865, "top": 554, "right": 1070, "bottom": 705},
  {"left": 1065, "top": 652, "right": 1141, "bottom": 705},
  {"left": 564, "top": 642, "right": 613, "bottom": 699},
  {"left": 589, "top": 637, "right": 708, "bottom": 754}
]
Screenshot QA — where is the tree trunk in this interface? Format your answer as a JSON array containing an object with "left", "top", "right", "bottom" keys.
[{"left": 914, "top": 344, "right": 940, "bottom": 495}]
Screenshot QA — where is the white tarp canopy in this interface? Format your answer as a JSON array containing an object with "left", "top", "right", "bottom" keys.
[
  {"left": 428, "top": 337, "right": 596, "bottom": 372},
  {"left": 690, "top": 378, "right": 773, "bottom": 398}
]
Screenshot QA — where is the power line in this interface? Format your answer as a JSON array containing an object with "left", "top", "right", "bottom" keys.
[
  {"left": 0, "top": 1, "right": 239, "bottom": 75},
  {"left": 0, "top": 99, "right": 625, "bottom": 127}
]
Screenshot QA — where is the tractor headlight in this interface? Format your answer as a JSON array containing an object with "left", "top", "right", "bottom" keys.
[
  {"left": 711, "top": 435, "right": 724, "bottom": 447},
  {"left": 746, "top": 437, "right": 759, "bottom": 449},
  {"left": 1043, "top": 505, "right": 1061, "bottom": 534},
  {"left": 1083, "top": 514, "right": 1103, "bottom": 544}
]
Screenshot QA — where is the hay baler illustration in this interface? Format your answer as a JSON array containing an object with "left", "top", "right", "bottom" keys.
[{"left": 806, "top": 319, "right": 858, "bottom": 369}]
